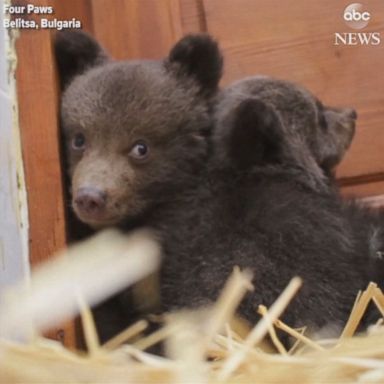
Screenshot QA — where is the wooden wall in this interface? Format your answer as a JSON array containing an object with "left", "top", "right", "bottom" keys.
[
  {"left": 15, "top": 0, "right": 76, "bottom": 347},
  {"left": 15, "top": 0, "right": 384, "bottom": 346},
  {"left": 201, "top": 0, "right": 384, "bottom": 200}
]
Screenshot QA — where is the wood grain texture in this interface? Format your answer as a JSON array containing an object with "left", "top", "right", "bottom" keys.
[
  {"left": 54, "top": 0, "right": 93, "bottom": 33},
  {"left": 91, "top": 0, "right": 183, "bottom": 59},
  {"left": 202, "top": 0, "right": 384, "bottom": 182},
  {"left": 341, "top": 180, "right": 384, "bottom": 199},
  {"left": 15, "top": 0, "right": 76, "bottom": 347},
  {"left": 179, "top": 0, "right": 207, "bottom": 33}
]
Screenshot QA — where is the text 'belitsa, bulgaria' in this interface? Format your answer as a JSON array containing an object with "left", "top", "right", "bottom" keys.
[{"left": 3, "top": 4, "right": 81, "bottom": 31}]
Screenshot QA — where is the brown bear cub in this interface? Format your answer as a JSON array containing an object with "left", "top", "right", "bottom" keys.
[
  {"left": 216, "top": 76, "right": 384, "bottom": 294},
  {"left": 56, "top": 30, "right": 223, "bottom": 341},
  {"left": 214, "top": 76, "right": 356, "bottom": 182},
  {"left": 56, "top": 31, "right": 222, "bottom": 230},
  {"left": 56, "top": 31, "right": 379, "bottom": 344},
  {"left": 214, "top": 76, "right": 384, "bottom": 327}
]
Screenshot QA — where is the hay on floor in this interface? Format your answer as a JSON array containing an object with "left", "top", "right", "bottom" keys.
[{"left": 1, "top": 229, "right": 384, "bottom": 383}]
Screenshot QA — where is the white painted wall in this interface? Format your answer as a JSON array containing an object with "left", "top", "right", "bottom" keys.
[{"left": 0, "top": 0, "right": 30, "bottom": 287}]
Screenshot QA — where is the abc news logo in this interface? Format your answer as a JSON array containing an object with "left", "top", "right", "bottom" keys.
[{"left": 335, "top": 3, "right": 380, "bottom": 46}]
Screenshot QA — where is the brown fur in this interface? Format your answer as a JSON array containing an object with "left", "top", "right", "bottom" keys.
[
  {"left": 214, "top": 76, "right": 356, "bottom": 181},
  {"left": 57, "top": 32, "right": 376, "bottom": 346},
  {"left": 57, "top": 31, "right": 222, "bottom": 228}
]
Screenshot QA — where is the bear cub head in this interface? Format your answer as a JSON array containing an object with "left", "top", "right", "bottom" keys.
[
  {"left": 55, "top": 31, "right": 223, "bottom": 228},
  {"left": 214, "top": 76, "right": 357, "bottom": 185}
]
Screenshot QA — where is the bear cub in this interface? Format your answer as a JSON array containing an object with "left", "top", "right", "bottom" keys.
[
  {"left": 56, "top": 30, "right": 223, "bottom": 341},
  {"left": 216, "top": 76, "right": 384, "bottom": 294},
  {"left": 56, "top": 30, "right": 222, "bottom": 230},
  {"left": 214, "top": 76, "right": 384, "bottom": 327},
  {"left": 56, "top": 30, "right": 381, "bottom": 343}
]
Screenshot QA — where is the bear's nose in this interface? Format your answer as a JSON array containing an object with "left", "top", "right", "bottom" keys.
[{"left": 74, "top": 187, "right": 107, "bottom": 216}]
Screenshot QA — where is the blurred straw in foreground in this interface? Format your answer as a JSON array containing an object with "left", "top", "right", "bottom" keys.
[
  {"left": 1, "top": 229, "right": 384, "bottom": 383},
  {"left": 0, "top": 229, "right": 161, "bottom": 341}
]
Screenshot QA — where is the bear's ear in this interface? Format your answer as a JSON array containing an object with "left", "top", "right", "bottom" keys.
[
  {"left": 168, "top": 34, "right": 223, "bottom": 94},
  {"left": 320, "top": 106, "right": 357, "bottom": 170},
  {"left": 323, "top": 106, "right": 357, "bottom": 141},
  {"left": 55, "top": 30, "right": 109, "bottom": 90},
  {"left": 228, "top": 98, "right": 285, "bottom": 168}
]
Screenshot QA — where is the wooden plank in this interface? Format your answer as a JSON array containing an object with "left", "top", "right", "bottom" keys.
[
  {"left": 202, "top": 0, "right": 384, "bottom": 183},
  {"left": 341, "top": 180, "right": 384, "bottom": 200},
  {"left": 179, "top": 0, "right": 207, "bottom": 33},
  {"left": 91, "top": 0, "right": 183, "bottom": 59},
  {"left": 54, "top": 0, "right": 93, "bottom": 33},
  {"left": 15, "top": 0, "right": 76, "bottom": 347}
]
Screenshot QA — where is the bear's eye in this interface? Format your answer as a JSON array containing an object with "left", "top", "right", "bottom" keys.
[
  {"left": 129, "top": 141, "right": 149, "bottom": 160},
  {"left": 72, "top": 133, "right": 86, "bottom": 150}
]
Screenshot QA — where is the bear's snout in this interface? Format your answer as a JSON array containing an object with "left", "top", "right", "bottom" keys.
[{"left": 74, "top": 187, "right": 107, "bottom": 220}]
